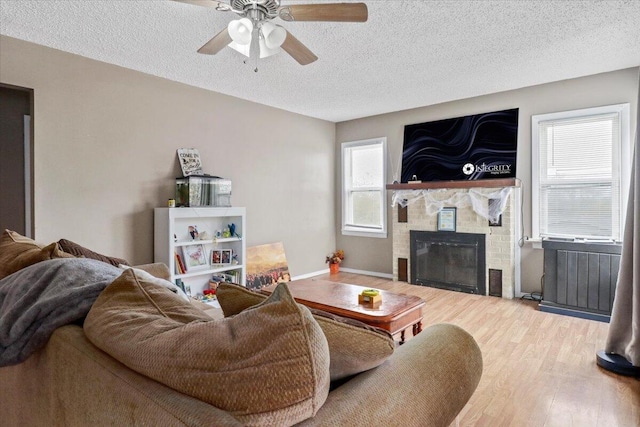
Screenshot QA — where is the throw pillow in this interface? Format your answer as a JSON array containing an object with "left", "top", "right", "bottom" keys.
[
  {"left": 0, "top": 229, "right": 73, "bottom": 280},
  {"left": 84, "top": 271, "right": 330, "bottom": 427},
  {"left": 57, "top": 238, "right": 130, "bottom": 267},
  {"left": 119, "top": 265, "right": 189, "bottom": 301},
  {"left": 216, "top": 282, "right": 395, "bottom": 381},
  {"left": 127, "top": 262, "right": 172, "bottom": 281}
]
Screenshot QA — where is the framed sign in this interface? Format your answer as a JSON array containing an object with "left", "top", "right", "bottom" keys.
[
  {"left": 177, "top": 148, "right": 203, "bottom": 177},
  {"left": 437, "top": 207, "right": 457, "bottom": 232}
]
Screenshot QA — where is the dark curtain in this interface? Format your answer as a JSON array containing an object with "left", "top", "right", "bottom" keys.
[{"left": 604, "top": 70, "right": 640, "bottom": 366}]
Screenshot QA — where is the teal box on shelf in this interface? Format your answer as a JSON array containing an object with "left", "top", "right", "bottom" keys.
[{"left": 175, "top": 175, "right": 232, "bottom": 207}]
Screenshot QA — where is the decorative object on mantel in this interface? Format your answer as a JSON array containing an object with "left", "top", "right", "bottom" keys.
[
  {"left": 326, "top": 249, "right": 344, "bottom": 274},
  {"left": 170, "top": 1, "right": 368, "bottom": 72},
  {"left": 437, "top": 207, "right": 457, "bottom": 232},
  {"left": 392, "top": 186, "right": 512, "bottom": 225},
  {"left": 488, "top": 199, "right": 502, "bottom": 226}
]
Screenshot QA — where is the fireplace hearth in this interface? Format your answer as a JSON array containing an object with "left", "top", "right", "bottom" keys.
[{"left": 410, "top": 231, "right": 486, "bottom": 295}]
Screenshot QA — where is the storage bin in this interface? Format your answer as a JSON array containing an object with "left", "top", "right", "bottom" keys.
[{"left": 175, "top": 175, "right": 232, "bottom": 207}]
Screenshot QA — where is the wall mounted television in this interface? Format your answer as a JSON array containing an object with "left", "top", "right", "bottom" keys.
[{"left": 400, "top": 108, "right": 519, "bottom": 183}]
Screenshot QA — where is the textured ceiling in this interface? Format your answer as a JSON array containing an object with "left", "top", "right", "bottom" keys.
[{"left": 1, "top": 0, "right": 640, "bottom": 122}]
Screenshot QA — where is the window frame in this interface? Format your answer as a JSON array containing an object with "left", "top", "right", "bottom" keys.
[
  {"left": 341, "top": 137, "right": 388, "bottom": 239},
  {"left": 531, "top": 103, "right": 631, "bottom": 241}
]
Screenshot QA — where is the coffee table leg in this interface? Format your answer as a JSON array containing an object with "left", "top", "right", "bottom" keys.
[
  {"left": 400, "top": 330, "right": 406, "bottom": 345},
  {"left": 412, "top": 321, "right": 423, "bottom": 336}
]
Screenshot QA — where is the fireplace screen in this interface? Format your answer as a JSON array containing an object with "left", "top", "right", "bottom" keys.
[{"left": 410, "top": 231, "right": 486, "bottom": 295}]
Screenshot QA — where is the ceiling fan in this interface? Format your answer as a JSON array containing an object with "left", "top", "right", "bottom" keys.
[{"left": 172, "top": 0, "right": 368, "bottom": 70}]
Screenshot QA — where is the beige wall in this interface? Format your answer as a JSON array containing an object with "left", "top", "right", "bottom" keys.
[
  {"left": 0, "top": 36, "right": 336, "bottom": 275},
  {"left": 336, "top": 67, "right": 639, "bottom": 293},
  {"left": 2, "top": 35, "right": 636, "bottom": 290}
]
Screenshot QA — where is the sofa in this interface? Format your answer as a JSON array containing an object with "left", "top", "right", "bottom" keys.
[{"left": 0, "top": 230, "right": 483, "bottom": 426}]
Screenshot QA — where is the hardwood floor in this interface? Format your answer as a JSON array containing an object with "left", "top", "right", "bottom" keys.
[{"left": 318, "top": 272, "right": 640, "bottom": 427}]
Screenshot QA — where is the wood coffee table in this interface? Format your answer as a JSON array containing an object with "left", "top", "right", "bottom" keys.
[{"left": 261, "top": 279, "right": 425, "bottom": 344}]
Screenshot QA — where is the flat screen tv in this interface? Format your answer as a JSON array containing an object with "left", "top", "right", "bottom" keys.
[{"left": 400, "top": 108, "right": 518, "bottom": 183}]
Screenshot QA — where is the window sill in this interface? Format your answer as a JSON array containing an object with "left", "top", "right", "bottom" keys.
[
  {"left": 342, "top": 229, "right": 387, "bottom": 239},
  {"left": 524, "top": 238, "right": 543, "bottom": 249}
]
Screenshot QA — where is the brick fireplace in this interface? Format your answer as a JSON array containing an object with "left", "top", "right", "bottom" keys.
[{"left": 391, "top": 184, "right": 520, "bottom": 299}]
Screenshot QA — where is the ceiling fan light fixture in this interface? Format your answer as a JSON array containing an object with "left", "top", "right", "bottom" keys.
[
  {"left": 228, "top": 18, "right": 253, "bottom": 45},
  {"left": 258, "top": 38, "right": 281, "bottom": 58},
  {"left": 228, "top": 40, "right": 250, "bottom": 57},
  {"left": 261, "top": 22, "right": 286, "bottom": 49},
  {"left": 228, "top": 38, "right": 281, "bottom": 59}
]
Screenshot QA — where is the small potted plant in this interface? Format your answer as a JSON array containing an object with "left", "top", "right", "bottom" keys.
[{"left": 326, "top": 249, "right": 345, "bottom": 274}]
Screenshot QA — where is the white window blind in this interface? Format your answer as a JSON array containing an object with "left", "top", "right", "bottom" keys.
[
  {"left": 532, "top": 104, "right": 630, "bottom": 241},
  {"left": 342, "top": 138, "right": 387, "bottom": 238}
]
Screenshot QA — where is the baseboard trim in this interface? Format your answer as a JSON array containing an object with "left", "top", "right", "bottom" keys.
[
  {"left": 291, "top": 268, "right": 394, "bottom": 281},
  {"left": 339, "top": 268, "right": 393, "bottom": 279},
  {"left": 291, "top": 269, "right": 329, "bottom": 281}
]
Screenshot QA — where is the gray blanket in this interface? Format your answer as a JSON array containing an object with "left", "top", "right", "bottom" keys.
[{"left": 0, "top": 258, "right": 122, "bottom": 367}]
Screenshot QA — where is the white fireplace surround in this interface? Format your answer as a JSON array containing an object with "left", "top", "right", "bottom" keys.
[{"left": 391, "top": 186, "right": 521, "bottom": 299}]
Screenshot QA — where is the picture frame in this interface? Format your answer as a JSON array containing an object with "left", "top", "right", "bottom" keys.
[
  {"left": 211, "top": 249, "right": 233, "bottom": 266},
  {"left": 437, "top": 207, "right": 457, "bottom": 232},
  {"left": 187, "top": 225, "right": 199, "bottom": 240},
  {"left": 182, "top": 244, "right": 208, "bottom": 270},
  {"left": 211, "top": 249, "right": 222, "bottom": 266},
  {"left": 221, "top": 249, "right": 232, "bottom": 264}
]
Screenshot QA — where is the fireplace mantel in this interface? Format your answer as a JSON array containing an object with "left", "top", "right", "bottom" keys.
[{"left": 386, "top": 178, "right": 519, "bottom": 191}]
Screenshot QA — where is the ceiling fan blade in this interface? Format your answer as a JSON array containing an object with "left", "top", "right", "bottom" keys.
[
  {"left": 197, "top": 28, "right": 233, "bottom": 55},
  {"left": 171, "top": 0, "right": 232, "bottom": 12},
  {"left": 279, "top": 3, "right": 368, "bottom": 22},
  {"left": 281, "top": 31, "right": 318, "bottom": 65}
]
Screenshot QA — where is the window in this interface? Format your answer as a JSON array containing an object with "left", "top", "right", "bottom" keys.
[
  {"left": 532, "top": 104, "right": 631, "bottom": 241},
  {"left": 342, "top": 138, "right": 387, "bottom": 238}
]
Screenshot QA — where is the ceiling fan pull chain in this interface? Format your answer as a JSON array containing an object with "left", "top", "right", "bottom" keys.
[{"left": 251, "top": 26, "right": 260, "bottom": 72}]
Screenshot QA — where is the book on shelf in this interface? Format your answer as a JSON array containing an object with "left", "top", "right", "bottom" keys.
[{"left": 174, "top": 251, "right": 186, "bottom": 274}]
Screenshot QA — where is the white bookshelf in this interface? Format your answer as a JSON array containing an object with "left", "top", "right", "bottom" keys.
[{"left": 154, "top": 207, "right": 246, "bottom": 296}]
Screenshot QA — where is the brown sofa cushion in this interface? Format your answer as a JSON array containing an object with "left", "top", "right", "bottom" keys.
[
  {"left": 57, "top": 238, "right": 130, "bottom": 267},
  {"left": 84, "top": 270, "right": 330, "bottom": 426},
  {"left": 216, "top": 282, "right": 395, "bottom": 381},
  {"left": 0, "top": 229, "right": 73, "bottom": 279}
]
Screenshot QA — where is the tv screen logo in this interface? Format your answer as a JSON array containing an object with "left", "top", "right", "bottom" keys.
[{"left": 463, "top": 163, "right": 512, "bottom": 176}]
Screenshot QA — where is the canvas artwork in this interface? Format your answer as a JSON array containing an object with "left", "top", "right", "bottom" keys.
[{"left": 246, "top": 242, "right": 291, "bottom": 290}]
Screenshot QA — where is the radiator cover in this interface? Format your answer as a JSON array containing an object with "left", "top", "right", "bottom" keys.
[{"left": 540, "top": 240, "right": 622, "bottom": 322}]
